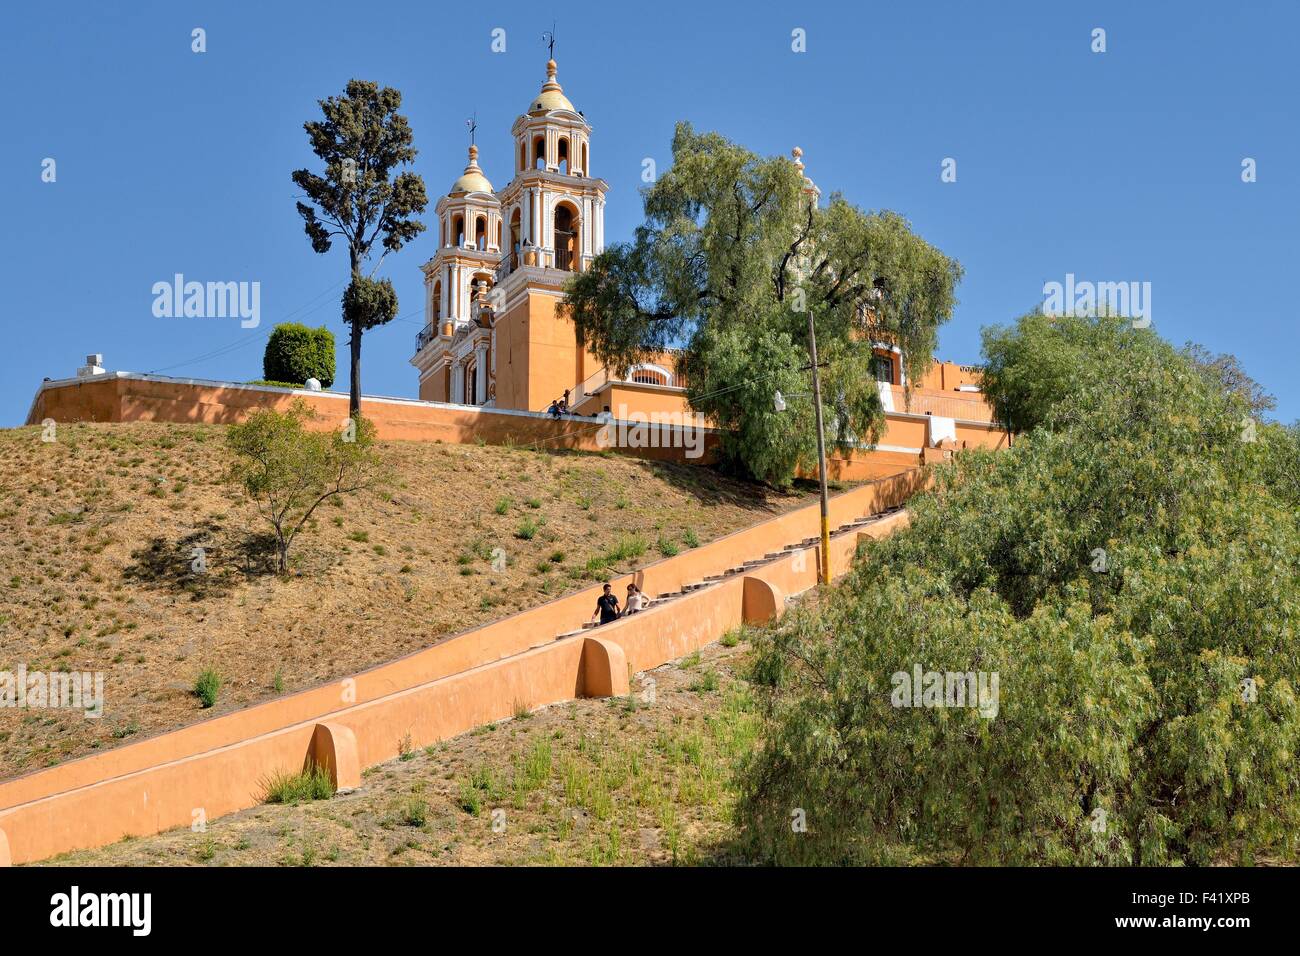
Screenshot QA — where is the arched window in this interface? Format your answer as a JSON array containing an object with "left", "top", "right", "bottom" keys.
[
  {"left": 519, "top": 142, "right": 527, "bottom": 172},
  {"left": 557, "top": 137, "right": 569, "bottom": 175},
  {"left": 553, "top": 203, "right": 577, "bottom": 271},
  {"left": 509, "top": 208, "right": 522, "bottom": 270},
  {"left": 453, "top": 214, "right": 465, "bottom": 247},
  {"left": 473, "top": 272, "right": 493, "bottom": 310},
  {"left": 475, "top": 215, "right": 488, "bottom": 251},
  {"left": 582, "top": 143, "right": 589, "bottom": 176},
  {"left": 628, "top": 364, "right": 672, "bottom": 387},
  {"left": 533, "top": 136, "right": 546, "bottom": 169},
  {"left": 431, "top": 281, "right": 442, "bottom": 320},
  {"left": 870, "top": 354, "right": 894, "bottom": 384}
]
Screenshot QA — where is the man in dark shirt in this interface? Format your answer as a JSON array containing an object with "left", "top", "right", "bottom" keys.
[{"left": 592, "top": 583, "right": 620, "bottom": 625}]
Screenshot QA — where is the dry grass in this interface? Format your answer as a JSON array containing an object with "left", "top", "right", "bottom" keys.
[
  {"left": 41, "top": 637, "right": 758, "bottom": 866},
  {"left": 0, "top": 422, "right": 817, "bottom": 780}
]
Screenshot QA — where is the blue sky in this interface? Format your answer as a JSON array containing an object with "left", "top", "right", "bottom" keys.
[{"left": 3, "top": 0, "right": 1297, "bottom": 426}]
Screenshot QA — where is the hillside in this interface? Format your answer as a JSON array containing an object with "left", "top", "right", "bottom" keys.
[
  {"left": 43, "top": 634, "right": 758, "bottom": 866},
  {"left": 0, "top": 422, "right": 823, "bottom": 780}
]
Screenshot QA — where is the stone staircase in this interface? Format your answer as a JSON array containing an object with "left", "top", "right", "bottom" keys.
[{"left": 554, "top": 505, "right": 902, "bottom": 639}]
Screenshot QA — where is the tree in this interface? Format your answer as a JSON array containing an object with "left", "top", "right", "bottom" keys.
[
  {"left": 739, "top": 314, "right": 1300, "bottom": 865},
  {"left": 1181, "top": 341, "right": 1278, "bottom": 417},
  {"left": 291, "top": 79, "right": 428, "bottom": 417},
  {"left": 558, "top": 123, "right": 961, "bottom": 486},
  {"left": 262, "top": 323, "right": 336, "bottom": 387},
  {"left": 227, "top": 400, "right": 385, "bottom": 573},
  {"left": 980, "top": 310, "right": 1283, "bottom": 435}
]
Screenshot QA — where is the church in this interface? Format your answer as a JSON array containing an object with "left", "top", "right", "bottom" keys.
[
  {"left": 410, "top": 56, "right": 627, "bottom": 415},
  {"left": 410, "top": 56, "right": 985, "bottom": 426}
]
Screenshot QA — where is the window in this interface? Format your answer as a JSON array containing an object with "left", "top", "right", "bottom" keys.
[
  {"left": 534, "top": 136, "right": 546, "bottom": 169},
  {"left": 557, "top": 137, "right": 569, "bottom": 175},
  {"left": 475, "top": 215, "right": 488, "bottom": 250},
  {"left": 628, "top": 365, "right": 671, "bottom": 387},
  {"left": 871, "top": 355, "right": 894, "bottom": 384},
  {"left": 509, "top": 208, "right": 522, "bottom": 269},
  {"left": 553, "top": 204, "right": 576, "bottom": 271}
]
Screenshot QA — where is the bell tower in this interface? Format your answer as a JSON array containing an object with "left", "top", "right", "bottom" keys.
[
  {"left": 412, "top": 138, "right": 501, "bottom": 406},
  {"left": 491, "top": 56, "right": 609, "bottom": 411}
]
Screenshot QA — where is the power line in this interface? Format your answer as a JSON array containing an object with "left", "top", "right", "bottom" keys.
[{"left": 145, "top": 281, "right": 428, "bottom": 376}]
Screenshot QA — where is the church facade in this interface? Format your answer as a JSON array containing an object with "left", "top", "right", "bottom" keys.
[
  {"left": 410, "top": 57, "right": 985, "bottom": 426},
  {"left": 411, "top": 57, "right": 633, "bottom": 415}
]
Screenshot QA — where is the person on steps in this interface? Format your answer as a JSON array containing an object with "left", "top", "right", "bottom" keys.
[
  {"left": 592, "top": 582, "right": 620, "bottom": 626},
  {"left": 623, "top": 582, "right": 646, "bottom": 616}
]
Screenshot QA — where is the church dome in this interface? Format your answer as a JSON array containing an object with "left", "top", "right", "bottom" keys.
[
  {"left": 451, "top": 144, "right": 494, "bottom": 194},
  {"left": 527, "top": 60, "right": 575, "bottom": 113}
]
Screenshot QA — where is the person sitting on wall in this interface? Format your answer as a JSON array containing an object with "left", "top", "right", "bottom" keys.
[
  {"left": 547, "top": 399, "right": 561, "bottom": 418},
  {"left": 623, "top": 583, "right": 646, "bottom": 616},
  {"left": 592, "top": 582, "right": 620, "bottom": 626}
]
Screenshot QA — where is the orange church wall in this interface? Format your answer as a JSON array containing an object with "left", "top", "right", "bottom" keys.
[
  {"left": 524, "top": 294, "right": 585, "bottom": 411},
  {"left": 579, "top": 383, "right": 695, "bottom": 419},
  {"left": 0, "top": 467, "right": 927, "bottom": 864},
  {"left": 917, "top": 360, "right": 983, "bottom": 393},
  {"left": 417, "top": 366, "right": 449, "bottom": 403}
]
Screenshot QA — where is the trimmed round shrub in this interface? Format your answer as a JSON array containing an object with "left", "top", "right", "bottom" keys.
[{"left": 262, "top": 323, "right": 335, "bottom": 388}]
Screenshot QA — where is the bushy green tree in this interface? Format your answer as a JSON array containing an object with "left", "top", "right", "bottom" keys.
[
  {"left": 739, "top": 314, "right": 1300, "bottom": 865},
  {"left": 262, "top": 323, "right": 336, "bottom": 387},
  {"left": 227, "top": 400, "right": 384, "bottom": 573},
  {"left": 559, "top": 123, "right": 961, "bottom": 486},
  {"left": 292, "top": 79, "right": 428, "bottom": 417}
]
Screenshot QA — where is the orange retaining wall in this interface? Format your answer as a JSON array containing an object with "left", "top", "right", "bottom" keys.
[
  {"left": 0, "top": 468, "right": 925, "bottom": 864},
  {"left": 26, "top": 373, "right": 1007, "bottom": 480}
]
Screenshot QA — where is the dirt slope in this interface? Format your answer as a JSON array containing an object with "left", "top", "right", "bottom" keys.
[{"left": 0, "top": 422, "right": 819, "bottom": 779}]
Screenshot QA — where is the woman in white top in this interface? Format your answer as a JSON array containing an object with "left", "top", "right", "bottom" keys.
[{"left": 623, "top": 583, "right": 647, "bottom": 615}]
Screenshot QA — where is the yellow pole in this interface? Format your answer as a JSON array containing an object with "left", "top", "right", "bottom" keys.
[{"left": 806, "top": 309, "right": 831, "bottom": 586}]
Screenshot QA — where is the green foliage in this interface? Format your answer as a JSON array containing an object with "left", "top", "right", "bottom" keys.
[
  {"left": 291, "top": 79, "right": 428, "bottom": 413},
  {"left": 226, "top": 399, "right": 385, "bottom": 572},
  {"left": 263, "top": 763, "right": 336, "bottom": 804},
  {"left": 193, "top": 668, "right": 223, "bottom": 708},
  {"left": 291, "top": 79, "right": 427, "bottom": 262},
  {"left": 559, "top": 122, "right": 960, "bottom": 486},
  {"left": 262, "top": 323, "right": 336, "bottom": 387},
  {"left": 740, "top": 314, "right": 1300, "bottom": 865},
  {"left": 341, "top": 274, "right": 399, "bottom": 334}
]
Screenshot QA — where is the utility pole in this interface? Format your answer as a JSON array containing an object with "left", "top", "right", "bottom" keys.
[{"left": 806, "top": 308, "right": 831, "bottom": 586}]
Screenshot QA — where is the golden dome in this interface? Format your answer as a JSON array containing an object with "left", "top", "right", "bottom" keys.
[
  {"left": 527, "top": 59, "right": 575, "bottom": 113},
  {"left": 450, "top": 144, "right": 494, "bottom": 194}
]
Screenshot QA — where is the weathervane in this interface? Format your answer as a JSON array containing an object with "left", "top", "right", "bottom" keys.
[
  {"left": 542, "top": 22, "right": 556, "bottom": 59},
  {"left": 466, "top": 113, "right": 477, "bottom": 147}
]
